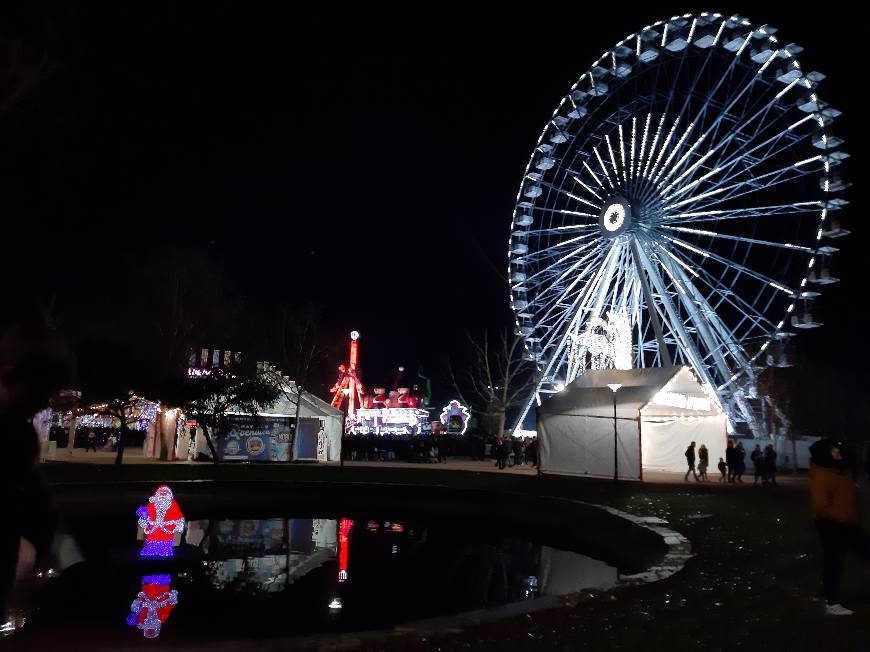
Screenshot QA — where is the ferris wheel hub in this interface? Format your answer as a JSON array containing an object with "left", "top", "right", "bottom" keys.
[{"left": 598, "top": 196, "right": 633, "bottom": 238}]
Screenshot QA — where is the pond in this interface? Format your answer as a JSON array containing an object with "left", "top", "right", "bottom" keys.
[{"left": 9, "top": 512, "right": 633, "bottom": 647}]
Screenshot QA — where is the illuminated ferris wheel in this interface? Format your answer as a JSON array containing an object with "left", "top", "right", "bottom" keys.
[{"left": 509, "top": 12, "right": 848, "bottom": 437}]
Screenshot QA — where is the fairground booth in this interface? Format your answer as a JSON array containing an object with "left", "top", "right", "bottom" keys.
[
  {"left": 179, "top": 380, "right": 343, "bottom": 463},
  {"left": 538, "top": 366, "right": 727, "bottom": 480}
]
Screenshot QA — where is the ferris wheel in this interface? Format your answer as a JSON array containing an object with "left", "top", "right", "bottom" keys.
[{"left": 510, "top": 12, "right": 848, "bottom": 437}]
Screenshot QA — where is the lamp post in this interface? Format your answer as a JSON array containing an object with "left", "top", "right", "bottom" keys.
[
  {"left": 607, "top": 383, "right": 622, "bottom": 482},
  {"left": 340, "top": 388, "right": 351, "bottom": 470}
]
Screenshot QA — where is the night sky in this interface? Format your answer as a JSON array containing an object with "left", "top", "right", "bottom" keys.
[{"left": 0, "top": 4, "right": 865, "bottom": 434}]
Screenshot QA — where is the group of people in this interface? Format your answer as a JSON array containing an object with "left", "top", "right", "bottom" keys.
[
  {"left": 492, "top": 436, "right": 537, "bottom": 470},
  {"left": 684, "top": 438, "right": 777, "bottom": 484}
]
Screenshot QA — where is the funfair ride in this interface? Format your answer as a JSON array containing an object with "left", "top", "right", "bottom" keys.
[
  {"left": 330, "top": 331, "right": 430, "bottom": 435},
  {"left": 509, "top": 13, "right": 848, "bottom": 438},
  {"left": 330, "top": 331, "right": 365, "bottom": 420}
]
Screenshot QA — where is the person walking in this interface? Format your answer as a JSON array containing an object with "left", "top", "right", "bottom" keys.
[
  {"left": 735, "top": 441, "right": 746, "bottom": 483},
  {"left": 717, "top": 457, "right": 728, "bottom": 483},
  {"left": 684, "top": 441, "right": 698, "bottom": 481},
  {"left": 495, "top": 436, "right": 506, "bottom": 470},
  {"left": 85, "top": 429, "right": 98, "bottom": 453},
  {"left": 697, "top": 444, "right": 709, "bottom": 481},
  {"left": 764, "top": 444, "right": 777, "bottom": 485},
  {"left": 725, "top": 439, "right": 736, "bottom": 483},
  {"left": 751, "top": 444, "right": 764, "bottom": 484},
  {"left": 809, "top": 437, "right": 870, "bottom": 615}
]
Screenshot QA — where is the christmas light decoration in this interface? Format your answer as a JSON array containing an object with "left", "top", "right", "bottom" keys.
[
  {"left": 137, "top": 485, "right": 185, "bottom": 558},
  {"left": 126, "top": 574, "right": 178, "bottom": 639},
  {"left": 568, "top": 309, "right": 632, "bottom": 377},
  {"left": 439, "top": 400, "right": 471, "bottom": 435}
]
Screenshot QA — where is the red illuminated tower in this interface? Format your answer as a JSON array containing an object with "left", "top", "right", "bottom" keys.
[{"left": 329, "top": 331, "right": 365, "bottom": 422}]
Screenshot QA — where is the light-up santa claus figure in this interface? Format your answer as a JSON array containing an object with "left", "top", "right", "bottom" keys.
[
  {"left": 126, "top": 573, "right": 178, "bottom": 639},
  {"left": 136, "top": 485, "right": 185, "bottom": 558}
]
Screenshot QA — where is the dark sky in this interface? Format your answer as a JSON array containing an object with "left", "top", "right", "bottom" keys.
[{"left": 0, "top": 4, "right": 865, "bottom": 431}]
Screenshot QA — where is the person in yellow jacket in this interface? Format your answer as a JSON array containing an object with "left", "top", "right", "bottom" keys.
[{"left": 809, "top": 437, "right": 870, "bottom": 615}]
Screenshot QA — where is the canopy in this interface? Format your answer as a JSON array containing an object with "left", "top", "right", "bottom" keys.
[{"left": 539, "top": 366, "right": 727, "bottom": 479}]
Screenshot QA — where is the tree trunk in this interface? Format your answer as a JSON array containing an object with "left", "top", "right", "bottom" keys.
[
  {"left": 200, "top": 421, "right": 220, "bottom": 466},
  {"left": 496, "top": 410, "right": 506, "bottom": 439},
  {"left": 114, "top": 424, "right": 127, "bottom": 466},
  {"left": 291, "top": 385, "right": 303, "bottom": 463}
]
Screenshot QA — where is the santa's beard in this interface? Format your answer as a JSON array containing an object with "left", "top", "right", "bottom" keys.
[{"left": 152, "top": 497, "right": 171, "bottom": 514}]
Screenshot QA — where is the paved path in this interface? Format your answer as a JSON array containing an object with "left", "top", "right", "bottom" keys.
[{"left": 49, "top": 447, "right": 807, "bottom": 485}]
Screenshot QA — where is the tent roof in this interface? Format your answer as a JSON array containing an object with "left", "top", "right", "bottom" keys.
[
  {"left": 539, "top": 366, "right": 721, "bottom": 419},
  {"left": 271, "top": 382, "right": 343, "bottom": 419}
]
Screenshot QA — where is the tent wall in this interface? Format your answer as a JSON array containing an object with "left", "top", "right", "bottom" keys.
[
  {"left": 639, "top": 416, "right": 727, "bottom": 472},
  {"left": 540, "top": 414, "right": 641, "bottom": 480},
  {"left": 773, "top": 435, "right": 814, "bottom": 470}
]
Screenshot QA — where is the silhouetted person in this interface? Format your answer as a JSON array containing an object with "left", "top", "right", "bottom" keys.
[
  {"left": 0, "top": 314, "right": 72, "bottom": 618},
  {"left": 85, "top": 429, "right": 97, "bottom": 452},
  {"left": 697, "top": 444, "right": 709, "bottom": 481},
  {"left": 495, "top": 437, "right": 506, "bottom": 470},
  {"left": 725, "top": 439, "right": 736, "bottom": 482},
  {"left": 751, "top": 444, "right": 764, "bottom": 484},
  {"left": 764, "top": 444, "right": 777, "bottom": 486},
  {"left": 717, "top": 457, "right": 727, "bottom": 483},
  {"left": 809, "top": 438, "right": 870, "bottom": 616},
  {"left": 735, "top": 441, "right": 746, "bottom": 482},
  {"left": 684, "top": 441, "right": 698, "bottom": 481}
]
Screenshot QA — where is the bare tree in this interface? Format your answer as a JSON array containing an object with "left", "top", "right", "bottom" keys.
[
  {"left": 89, "top": 392, "right": 143, "bottom": 467},
  {"left": 448, "top": 330, "right": 536, "bottom": 437},
  {"left": 274, "top": 305, "right": 330, "bottom": 459}
]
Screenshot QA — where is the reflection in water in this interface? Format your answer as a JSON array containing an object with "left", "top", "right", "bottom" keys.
[
  {"left": 186, "top": 518, "right": 339, "bottom": 594},
  {"left": 540, "top": 546, "right": 619, "bottom": 595},
  {"left": 337, "top": 518, "right": 353, "bottom": 583},
  {"left": 136, "top": 485, "right": 185, "bottom": 558},
  {"left": 126, "top": 574, "right": 178, "bottom": 639}
]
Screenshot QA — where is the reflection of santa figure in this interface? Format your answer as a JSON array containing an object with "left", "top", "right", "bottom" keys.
[
  {"left": 137, "top": 485, "right": 185, "bottom": 557},
  {"left": 126, "top": 574, "right": 178, "bottom": 639}
]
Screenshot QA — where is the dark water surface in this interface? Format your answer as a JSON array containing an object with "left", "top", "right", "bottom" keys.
[{"left": 9, "top": 513, "right": 630, "bottom": 646}]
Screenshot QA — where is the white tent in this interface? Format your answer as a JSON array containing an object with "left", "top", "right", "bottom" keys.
[
  {"left": 268, "top": 383, "right": 343, "bottom": 461},
  {"left": 539, "top": 366, "right": 727, "bottom": 480},
  {"left": 178, "top": 381, "right": 343, "bottom": 462}
]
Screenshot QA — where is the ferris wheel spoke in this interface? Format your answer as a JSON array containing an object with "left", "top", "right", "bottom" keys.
[
  {"left": 653, "top": 240, "right": 759, "bottom": 365},
  {"left": 581, "top": 160, "right": 607, "bottom": 192},
  {"left": 593, "top": 147, "right": 617, "bottom": 189},
  {"left": 633, "top": 242, "right": 722, "bottom": 388},
  {"left": 527, "top": 250, "right": 607, "bottom": 313},
  {"left": 669, "top": 112, "right": 814, "bottom": 201},
  {"left": 640, "top": 114, "right": 668, "bottom": 181},
  {"left": 528, "top": 232, "right": 601, "bottom": 262},
  {"left": 655, "top": 233, "right": 797, "bottom": 296},
  {"left": 665, "top": 201, "right": 824, "bottom": 224},
  {"left": 571, "top": 175, "right": 604, "bottom": 202},
  {"left": 635, "top": 113, "right": 652, "bottom": 181},
  {"left": 689, "top": 126, "right": 817, "bottom": 200},
  {"left": 704, "top": 75, "right": 804, "bottom": 172},
  {"left": 659, "top": 225, "right": 814, "bottom": 253},
  {"left": 533, "top": 244, "right": 621, "bottom": 370},
  {"left": 662, "top": 159, "right": 820, "bottom": 218},
  {"left": 537, "top": 178, "right": 602, "bottom": 211}
]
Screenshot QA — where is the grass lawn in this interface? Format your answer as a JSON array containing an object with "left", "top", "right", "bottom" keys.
[{"left": 41, "top": 462, "right": 870, "bottom": 650}]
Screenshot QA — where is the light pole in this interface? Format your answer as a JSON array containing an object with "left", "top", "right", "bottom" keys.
[
  {"left": 340, "top": 387, "right": 351, "bottom": 470},
  {"left": 607, "top": 383, "right": 622, "bottom": 482}
]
